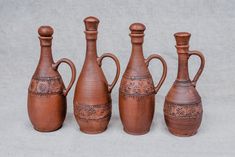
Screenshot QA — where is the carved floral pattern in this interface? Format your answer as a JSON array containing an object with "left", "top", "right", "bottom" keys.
[
  {"left": 75, "top": 103, "right": 111, "bottom": 121},
  {"left": 164, "top": 101, "right": 202, "bottom": 119},
  {"left": 28, "top": 76, "right": 64, "bottom": 95},
  {"left": 119, "top": 74, "right": 155, "bottom": 96}
]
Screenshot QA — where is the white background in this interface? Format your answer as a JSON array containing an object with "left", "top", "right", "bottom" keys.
[{"left": 0, "top": 0, "right": 234, "bottom": 156}]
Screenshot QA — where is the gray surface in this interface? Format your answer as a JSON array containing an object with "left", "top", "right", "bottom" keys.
[{"left": 0, "top": 0, "right": 235, "bottom": 156}]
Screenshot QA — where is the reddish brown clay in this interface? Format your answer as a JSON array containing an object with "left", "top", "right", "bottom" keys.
[
  {"left": 73, "top": 16, "right": 120, "bottom": 134},
  {"left": 119, "top": 23, "right": 167, "bottom": 135},
  {"left": 27, "top": 26, "right": 76, "bottom": 132},
  {"left": 164, "top": 32, "right": 205, "bottom": 137}
]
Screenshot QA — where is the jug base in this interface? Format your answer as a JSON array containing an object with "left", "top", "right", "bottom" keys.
[
  {"left": 80, "top": 127, "right": 107, "bottom": 134},
  {"left": 33, "top": 125, "right": 62, "bottom": 132},
  {"left": 123, "top": 128, "right": 150, "bottom": 135},
  {"left": 168, "top": 129, "right": 197, "bottom": 137}
]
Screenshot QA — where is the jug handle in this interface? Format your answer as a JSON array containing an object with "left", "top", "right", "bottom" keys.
[
  {"left": 189, "top": 50, "right": 205, "bottom": 87},
  {"left": 97, "top": 53, "right": 120, "bottom": 93},
  {"left": 52, "top": 58, "right": 76, "bottom": 96},
  {"left": 145, "top": 54, "right": 167, "bottom": 94}
]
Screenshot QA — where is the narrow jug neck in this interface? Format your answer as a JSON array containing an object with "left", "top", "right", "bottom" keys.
[
  {"left": 85, "top": 31, "right": 98, "bottom": 61},
  {"left": 38, "top": 37, "right": 54, "bottom": 67},
  {"left": 131, "top": 43, "right": 144, "bottom": 58},
  {"left": 130, "top": 33, "right": 144, "bottom": 59},
  {"left": 176, "top": 46, "right": 190, "bottom": 81}
]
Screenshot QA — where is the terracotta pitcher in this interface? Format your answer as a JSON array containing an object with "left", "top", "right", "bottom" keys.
[
  {"left": 164, "top": 32, "right": 205, "bottom": 136},
  {"left": 119, "top": 23, "right": 167, "bottom": 135},
  {"left": 73, "top": 16, "right": 120, "bottom": 134},
  {"left": 28, "top": 26, "right": 76, "bottom": 132}
]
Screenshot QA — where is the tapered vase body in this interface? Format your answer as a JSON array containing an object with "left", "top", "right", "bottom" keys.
[
  {"left": 73, "top": 16, "right": 120, "bottom": 134},
  {"left": 28, "top": 26, "right": 76, "bottom": 132},
  {"left": 119, "top": 23, "right": 167, "bottom": 135}
]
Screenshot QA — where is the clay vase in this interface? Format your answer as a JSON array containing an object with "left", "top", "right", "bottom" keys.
[
  {"left": 27, "top": 26, "right": 76, "bottom": 132},
  {"left": 164, "top": 32, "right": 205, "bottom": 136},
  {"left": 119, "top": 23, "right": 167, "bottom": 135},
  {"left": 73, "top": 16, "right": 120, "bottom": 134}
]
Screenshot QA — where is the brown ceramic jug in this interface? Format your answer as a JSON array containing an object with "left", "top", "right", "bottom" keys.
[
  {"left": 73, "top": 16, "right": 120, "bottom": 134},
  {"left": 27, "top": 26, "right": 76, "bottom": 132},
  {"left": 164, "top": 32, "right": 205, "bottom": 136},
  {"left": 119, "top": 23, "right": 167, "bottom": 135}
]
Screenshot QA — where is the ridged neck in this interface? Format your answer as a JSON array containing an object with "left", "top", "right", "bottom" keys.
[{"left": 176, "top": 46, "right": 190, "bottom": 81}]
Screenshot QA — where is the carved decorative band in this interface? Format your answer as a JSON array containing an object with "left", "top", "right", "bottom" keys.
[
  {"left": 28, "top": 76, "right": 64, "bottom": 95},
  {"left": 174, "top": 80, "right": 193, "bottom": 87},
  {"left": 75, "top": 103, "right": 111, "bottom": 121},
  {"left": 164, "top": 100, "right": 202, "bottom": 119},
  {"left": 119, "top": 75, "right": 155, "bottom": 96},
  {"left": 123, "top": 73, "right": 151, "bottom": 80},
  {"left": 119, "top": 91, "right": 155, "bottom": 97}
]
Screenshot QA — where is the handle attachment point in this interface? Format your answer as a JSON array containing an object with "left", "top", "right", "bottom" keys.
[
  {"left": 97, "top": 53, "right": 120, "bottom": 93},
  {"left": 189, "top": 50, "right": 205, "bottom": 87},
  {"left": 145, "top": 54, "right": 167, "bottom": 94},
  {"left": 52, "top": 58, "right": 76, "bottom": 96}
]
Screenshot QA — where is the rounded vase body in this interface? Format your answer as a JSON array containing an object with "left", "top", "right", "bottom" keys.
[
  {"left": 164, "top": 32, "right": 205, "bottom": 136},
  {"left": 164, "top": 81, "right": 203, "bottom": 136},
  {"left": 119, "top": 73, "right": 155, "bottom": 135},
  {"left": 28, "top": 75, "right": 67, "bottom": 132}
]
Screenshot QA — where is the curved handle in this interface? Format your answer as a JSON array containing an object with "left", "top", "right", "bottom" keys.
[
  {"left": 189, "top": 50, "right": 205, "bottom": 87},
  {"left": 97, "top": 53, "right": 120, "bottom": 93},
  {"left": 145, "top": 54, "right": 167, "bottom": 94},
  {"left": 52, "top": 58, "right": 76, "bottom": 96}
]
